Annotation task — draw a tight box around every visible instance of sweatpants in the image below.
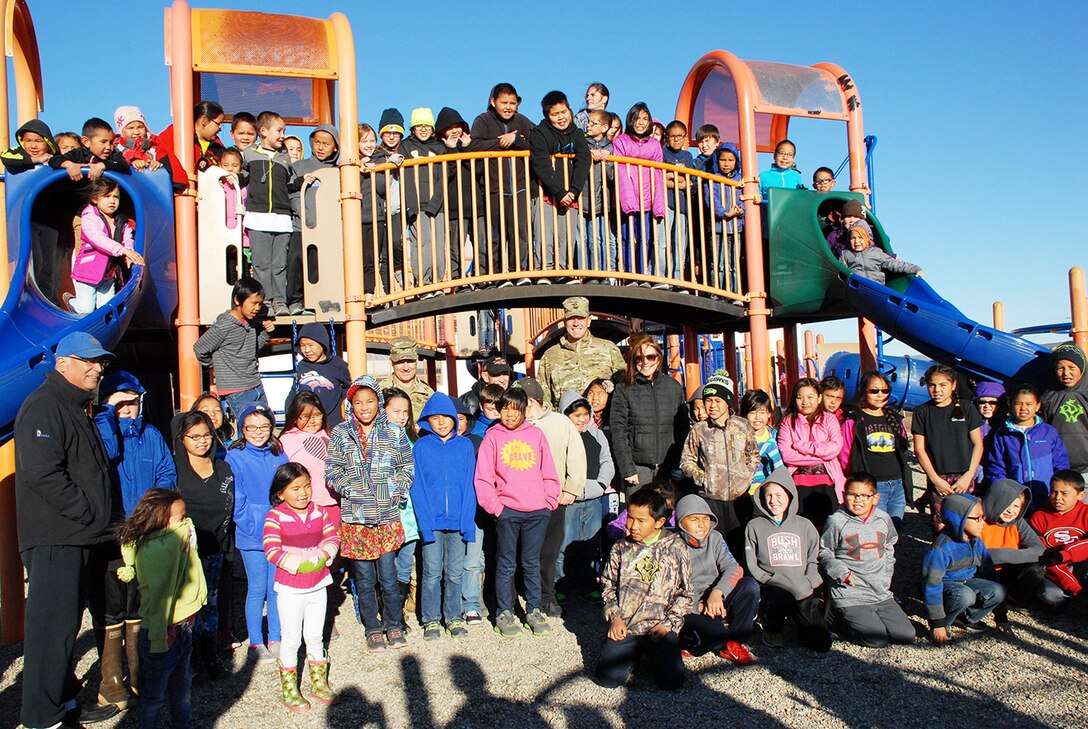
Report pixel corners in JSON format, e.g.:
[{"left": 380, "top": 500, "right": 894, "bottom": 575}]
[
  {"left": 247, "top": 228, "right": 290, "bottom": 304},
  {"left": 539, "top": 504, "right": 568, "bottom": 609},
  {"left": 760, "top": 584, "right": 833, "bottom": 652},
  {"left": 20, "top": 545, "right": 89, "bottom": 729},
  {"left": 680, "top": 575, "right": 760, "bottom": 654},
  {"left": 276, "top": 587, "right": 326, "bottom": 669},
  {"left": 286, "top": 229, "right": 304, "bottom": 306},
  {"left": 596, "top": 631, "right": 684, "bottom": 690},
  {"left": 835, "top": 598, "right": 916, "bottom": 647},
  {"left": 495, "top": 508, "right": 550, "bottom": 614}
]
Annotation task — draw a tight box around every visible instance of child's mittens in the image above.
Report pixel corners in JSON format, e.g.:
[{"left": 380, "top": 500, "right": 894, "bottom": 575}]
[{"left": 117, "top": 542, "right": 137, "bottom": 583}]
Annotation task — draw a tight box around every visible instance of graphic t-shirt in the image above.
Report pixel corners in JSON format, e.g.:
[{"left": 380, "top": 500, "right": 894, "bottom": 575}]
[
  {"left": 911, "top": 401, "right": 984, "bottom": 474},
  {"left": 857, "top": 411, "right": 901, "bottom": 480}
]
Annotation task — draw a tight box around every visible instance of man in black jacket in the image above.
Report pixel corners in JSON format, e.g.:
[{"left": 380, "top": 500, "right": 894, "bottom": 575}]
[{"left": 16, "top": 332, "right": 119, "bottom": 728}]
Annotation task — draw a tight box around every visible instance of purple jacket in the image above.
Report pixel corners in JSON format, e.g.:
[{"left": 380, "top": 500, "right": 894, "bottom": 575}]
[{"left": 72, "top": 204, "right": 133, "bottom": 285}]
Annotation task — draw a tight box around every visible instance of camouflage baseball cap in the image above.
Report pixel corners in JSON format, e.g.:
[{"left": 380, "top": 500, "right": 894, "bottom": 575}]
[
  {"left": 389, "top": 336, "right": 418, "bottom": 362},
  {"left": 563, "top": 296, "right": 590, "bottom": 319}
]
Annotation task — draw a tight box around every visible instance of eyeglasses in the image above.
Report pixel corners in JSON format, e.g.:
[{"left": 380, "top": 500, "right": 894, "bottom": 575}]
[
  {"left": 298, "top": 411, "right": 324, "bottom": 421},
  {"left": 966, "top": 515, "right": 985, "bottom": 522},
  {"left": 185, "top": 433, "right": 215, "bottom": 441},
  {"left": 68, "top": 355, "right": 110, "bottom": 369},
  {"left": 635, "top": 354, "right": 661, "bottom": 363},
  {"left": 244, "top": 425, "right": 272, "bottom": 433},
  {"left": 844, "top": 493, "right": 875, "bottom": 501},
  {"left": 667, "top": 134, "right": 688, "bottom": 140},
  {"left": 814, "top": 178, "right": 834, "bottom": 185},
  {"left": 775, "top": 151, "right": 795, "bottom": 158},
  {"left": 866, "top": 388, "right": 891, "bottom": 394}
]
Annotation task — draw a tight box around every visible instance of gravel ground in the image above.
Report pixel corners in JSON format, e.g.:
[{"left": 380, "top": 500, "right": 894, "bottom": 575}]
[{"left": 3, "top": 470, "right": 1087, "bottom": 729}]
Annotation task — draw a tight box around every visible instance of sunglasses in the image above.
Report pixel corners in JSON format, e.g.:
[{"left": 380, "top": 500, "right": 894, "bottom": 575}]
[
  {"left": 635, "top": 354, "right": 661, "bottom": 363},
  {"left": 866, "top": 388, "right": 891, "bottom": 394}
]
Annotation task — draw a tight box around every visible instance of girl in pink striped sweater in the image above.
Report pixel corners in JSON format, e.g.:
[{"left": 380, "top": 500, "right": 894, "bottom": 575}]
[{"left": 263, "top": 463, "right": 339, "bottom": 712}]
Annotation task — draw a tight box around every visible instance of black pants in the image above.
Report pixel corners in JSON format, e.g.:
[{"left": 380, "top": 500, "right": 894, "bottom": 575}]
[
  {"left": 478, "top": 194, "right": 530, "bottom": 275},
  {"left": 21, "top": 545, "right": 90, "bottom": 728},
  {"left": 87, "top": 541, "right": 140, "bottom": 628},
  {"left": 680, "top": 575, "right": 760, "bottom": 654},
  {"left": 539, "top": 504, "right": 567, "bottom": 609},
  {"left": 596, "top": 631, "right": 684, "bottom": 690},
  {"left": 362, "top": 220, "right": 387, "bottom": 295},
  {"left": 286, "top": 229, "right": 304, "bottom": 306},
  {"left": 760, "top": 584, "right": 833, "bottom": 652},
  {"left": 796, "top": 484, "right": 837, "bottom": 531},
  {"left": 996, "top": 562, "right": 1047, "bottom": 621}
]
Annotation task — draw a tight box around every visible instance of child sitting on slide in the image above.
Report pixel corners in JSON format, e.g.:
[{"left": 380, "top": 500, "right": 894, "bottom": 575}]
[{"left": 839, "top": 221, "right": 922, "bottom": 286}]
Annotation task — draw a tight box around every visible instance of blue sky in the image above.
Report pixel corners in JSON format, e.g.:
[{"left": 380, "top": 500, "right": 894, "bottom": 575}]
[{"left": 18, "top": 0, "right": 1088, "bottom": 352}]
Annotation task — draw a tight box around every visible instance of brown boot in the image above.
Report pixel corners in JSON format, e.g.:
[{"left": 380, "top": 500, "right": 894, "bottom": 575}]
[
  {"left": 125, "top": 620, "right": 142, "bottom": 696},
  {"left": 98, "top": 624, "right": 133, "bottom": 710}
]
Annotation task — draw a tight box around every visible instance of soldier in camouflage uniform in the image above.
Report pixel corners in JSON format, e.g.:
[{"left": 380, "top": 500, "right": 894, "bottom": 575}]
[
  {"left": 537, "top": 297, "right": 626, "bottom": 408},
  {"left": 379, "top": 336, "right": 435, "bottom": 417}
]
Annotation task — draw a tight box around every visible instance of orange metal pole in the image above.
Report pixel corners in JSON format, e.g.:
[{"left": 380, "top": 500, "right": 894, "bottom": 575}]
[
  {"left": 523, "top": 309, "right": 535, "bottom": 377},
  {"left": 682, "top": 326, "right": 700, "bottom": 397},
  {"left": 858, "top": 318, "right": 878, "bottom": 373},
  {"left": 1070, "top": 268, "right": 1088, "bottom": 353},
  {"left": 814, "top": 62, "right": 869, "bottom": 201},
  {"left": 992, "top": 302, "right": 1004, "bottom": 331},
  {"left": 0, "top": 15, "right": 9, "bottom": 306},
  {"left": 169, "top": 0, "right": 201, "bottom": 410},
  {"left": 331, "top": 12, "right": 365, "bottom": 376},
  {"left": 803, "top": 329, "right": 817, "bottom": 378},
  {"left": 668, "top": 334, "right": 682, "bottom": 384},
  {"left": 816, "top": 334, "right": 825, "bottom": 345}
]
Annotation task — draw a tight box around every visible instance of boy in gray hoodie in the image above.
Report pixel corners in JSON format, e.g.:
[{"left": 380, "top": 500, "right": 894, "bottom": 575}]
[
  {"left": 819, "top": 472, "right": 916, "bottom": 647},
  {"left": 676, "top": 494, "right": 759, "bottom": 665},
  {"left": 745, "top": 467, "right": 833, "bottom": 652},
  {"left": 980, "top": 479, "right": 1045, "bottom": 626}
]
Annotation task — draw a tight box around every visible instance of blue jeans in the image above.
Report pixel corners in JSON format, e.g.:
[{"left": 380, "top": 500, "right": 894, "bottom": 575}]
[
  {"left": 194, "top": 553, "right": 223, "bottom": 638},
  {"left": 876, "top": 479, "right": 907, "bottom": 521},
  {"left": 221, "top": 386, "right": 268, "bottom": 421},
  {"left": 558, "top": 497, "right": 602, "bottom": 585},
  {"left": 461, "top": 522, "right": 485, "bottom": 616},
  {"left": 665, "top": 207, "right": 688, "bottom": 279},
  {"left": 239, "top": 548, "right": 280, "bottom": 646},
  {"left": 621, "top": 212, "right": 654, "bottom": 275},
  {"left": 581, "top": 216, "right": 609, "bottom": 271},
  {"left": 349, "top": 552, "right": 403, "bottom": 636},
  {"left": 495, "top": 508, "right": 550, "bottom": 613},
  {"left": 942, "top": 578, "right": 1006, "bottom": 626},
  {"left": 395, "top": 540, "right": 417, "bottom": 584},
  {"left": 138, "top": 622, "right": 192, "bottom": 729},
  {"left": 422, "top": 531, "right": 467, "bottom": 624}
]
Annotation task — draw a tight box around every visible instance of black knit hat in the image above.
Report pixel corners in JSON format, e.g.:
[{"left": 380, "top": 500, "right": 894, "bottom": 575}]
[
  {"left": 840, "top": 198, "right": 865, "bottom": 218},
  {"left": 701, "top": 369, "right": 734, "bottom": 407},
  {"left": 1052, "top": 342, "right": 1087, "bottom": 373},
  {"left": 378, "top": 108, "right": 404, "bottom": 136}
]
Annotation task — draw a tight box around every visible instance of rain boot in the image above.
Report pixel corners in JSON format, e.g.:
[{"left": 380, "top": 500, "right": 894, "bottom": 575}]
[
  {"left": 199, "top": 635, "right": 227, "bottom": 679},
  {"left": 279, "top": 665, "right": 310, "bottom": 712},
  {"left": 125, "top": 620, "right": 142, "bottom": 696},
  {"left": 98, "top": 624, "right": 133, "bottom": 710},
  {"left": 399, "top": 580, "right": 414, "bottom": 629},
  {"left": 307, "top": 659, "right": 338, "bottom": 705}
]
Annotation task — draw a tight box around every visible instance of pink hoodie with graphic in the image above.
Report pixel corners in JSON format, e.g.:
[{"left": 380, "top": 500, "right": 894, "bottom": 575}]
[{"left": 474, "top": 421, "right": 560, "bottom": 515}]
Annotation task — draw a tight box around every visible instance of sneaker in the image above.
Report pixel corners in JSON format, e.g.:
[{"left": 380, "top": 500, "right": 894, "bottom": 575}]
[
  {"left": 543, "top": 601, "right": 563, "bottom": 619},
  {"left": 606, "top": 278, "right": 618, "bottom": 286},
  {"left": 62, "top": 291, "right": 76, "bottom": 312},
  {"left": 365, "top": 632, "right": 386, "bottom": 653},
  {"left": 421, "top": 292, "right": 437, "bottom": 300},
  {"left": 287, "top": 302, "right": 306, "bottom": 315},
  {"left": 525, "top": 608, "right": 551, "bottom": 636},
  {"left": 555, "top": 591, "right": 568, "bottom": 605},
  {"left": 762, "top": 630, "right": 786, "bottom": 647},
  {"left": 423, "top": 622, "right": 442, "bottom": 641},
  {"left": 681, "top": 649, "right": 697, "bottom": 660},
  {"left": 995, "top": 621, "right": 1017, "bottom": 638},
  {"left": 516, "top": 277, "right": 532, "bottom": 286},
  {"left": 651, "top": 282, "right": 670, "bottom": 290},
  {"left": 273, "top": 301, "right": 289, "bottom": 316},
  {"left": 447, "top": 620, "right": 469, "bottom": 639},
  {"left": 585, "top": 589, "right": 603, "bottom": 605},
  {"left": 565, "top": 277, "right": 581, "bottom": 285},
  {"left": 537, "top": 277, "right": 553, "bottom": 285},
  {"left": 386, "top": 628, "right": 408, "bottom": 649},
  {"left": 953, "top": 616, "right": 988, "bottom": 633},
  {"left": 720, "top": 640, "right": 757, "bottom": 667},
  {"left": 498, "top": 280, "right": 515, "bottom": 289},
  {"left": 494, "top": 610, "right": 524, "bottom": 638},
  {"left": 464, "top": 611, "right": 483, "bottom": 625},
  {"left": 248, "top": 644, "right": 277, "bottom": 664}
]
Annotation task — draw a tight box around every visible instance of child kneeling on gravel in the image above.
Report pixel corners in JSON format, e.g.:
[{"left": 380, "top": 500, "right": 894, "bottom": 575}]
[{"left": 596, "top": 487, "right": 693, "bottom": 690}]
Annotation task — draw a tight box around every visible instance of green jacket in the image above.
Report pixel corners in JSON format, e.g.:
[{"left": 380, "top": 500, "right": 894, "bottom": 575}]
[
  {"left": 119, "top": 518, "right": 207, "bottom": 652},
  {"left": 537, "top": 334, "right": 625, "bottom": 407}
]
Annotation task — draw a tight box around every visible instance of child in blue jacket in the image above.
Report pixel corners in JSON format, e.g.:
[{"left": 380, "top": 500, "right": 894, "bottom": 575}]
[
  {"left": 921, "top": 494, "right": 1007, "bottom": 645},
  {"left": 412, "top": 393, "right": 477, "bottom": 640},
  {"left": 984, "top": 383, "right": 1069, "bottom": 509}
]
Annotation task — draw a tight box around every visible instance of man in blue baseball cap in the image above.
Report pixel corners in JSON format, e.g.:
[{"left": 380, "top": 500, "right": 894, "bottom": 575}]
[{"left": 15, "top": 332, "right": 121, "bottom": 727}]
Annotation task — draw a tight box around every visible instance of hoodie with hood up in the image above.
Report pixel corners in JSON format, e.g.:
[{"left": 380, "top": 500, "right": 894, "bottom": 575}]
[
  {"left": 287, "top": 322, "right": 351, "bottom": 427},
  {"left": 325, "top": 376, "right": 414, "bottom": 527},
  {"left": 745, "top": 467, "right": 822, "bottom": 599},
  {"left": 921, "top": 494, "right": 996, "bottom": 626},
  {"left": 1042, "top": 344, "right": 1088, "bottom": 471},
  {"left": 676, "top": 494, "right": 743, "bottom": 612},
  {"left": 411, "top": 393, "right": 477, "bottom": 542},
  {"left": 980, "top": 479, "right": 1044, "bottom": 567},
  {"left": 432, "top": 107, "right": 482, "bottom": 221},
  {"left": 226, "top": 403, "right": 289, "bottom": 551},
  {"left": 1, "top": 119, "right": 57, "bottom": 173},
  {"left": 819, "top": 502, "right": 899, "bottom": 607},
  {"left": 95, "top": 371, "right": 176, "bottom": 518},
  {"left": 292, "top": 124, "right": 340, "bottom": 229},
  {"left": 985, "top": 416, "right": 1069, "bottom": 508},
  {"left": 707, "top": 142, "right": 744, "bottom": 233},
  {"left": 558, "top": 390, "right": 613, "bottom": 501}
]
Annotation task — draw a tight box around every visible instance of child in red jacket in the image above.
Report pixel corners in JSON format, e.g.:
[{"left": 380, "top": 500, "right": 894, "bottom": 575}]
[{"left": 1029, "top": 469, "right": 1088, "bottom": 608}]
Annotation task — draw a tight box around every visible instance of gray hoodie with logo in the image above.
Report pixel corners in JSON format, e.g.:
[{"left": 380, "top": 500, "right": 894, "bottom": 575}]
[
  {"left": 744, "top": 467, "right": 822, "bottom": 600},
  {"left": 819, "top": 504, "right": 899, "bottom": 607}
]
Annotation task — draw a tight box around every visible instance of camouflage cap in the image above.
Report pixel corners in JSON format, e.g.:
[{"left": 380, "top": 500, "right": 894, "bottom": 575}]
[
  {"left": 389, "top": 336, "right": 419, "bottom": 362},
  {"left": 563, "top": 296, "right": 590, "bottom": 319}
]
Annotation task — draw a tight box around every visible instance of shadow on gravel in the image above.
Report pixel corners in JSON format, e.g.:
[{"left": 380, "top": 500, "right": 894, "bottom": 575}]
[
  {"left": 445, "top": 655, "right": 551, "bottom": 728},
  {"left": 326, "top": 684, "right": 387, "bottom": 728}
]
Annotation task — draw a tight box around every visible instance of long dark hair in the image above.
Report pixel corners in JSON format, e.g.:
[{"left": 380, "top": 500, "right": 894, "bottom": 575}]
[
  {"left": 784, "top": 377, "right": 823, "bottom": 426},
  {"left": 270, "top": 462, "right": 310, "bottom": 506},
  {"left": 283, "top": 391, "right": 328, "bottom": 435},
  {"left": 383, "top": 388, "right": 418, "bottom": 442},
  {"left": 858, "top": 370, "right": 890, "bottom": 412},
  {"left": 173, "top": 410, "right": 217, "bottom": 457},
  {"left": 924, "top": 364, "right": 966, "bottom": 421},
  {"left": 624, "top": 102, "right": 652, "bottom": 139},
  {"left": 116, "top": 488, "right": 183, "bottom": 546},
  {"left": 190, "top": 392, "right": 233, "bottom": 443}
]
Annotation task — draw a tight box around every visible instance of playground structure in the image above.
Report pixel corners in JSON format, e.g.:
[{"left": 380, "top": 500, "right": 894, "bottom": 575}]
[{"left": 1, "top": 0, "right": 1087, "bottom": 644}]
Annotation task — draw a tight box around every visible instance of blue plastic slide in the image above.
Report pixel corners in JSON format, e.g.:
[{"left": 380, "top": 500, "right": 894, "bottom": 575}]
[{"left": 0, "top": 168, "right": 176, "bottom": 437}]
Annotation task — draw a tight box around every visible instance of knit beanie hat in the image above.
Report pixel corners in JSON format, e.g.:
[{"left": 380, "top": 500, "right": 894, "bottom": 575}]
[
  {"left": 848, "top": 220, "right": 873, "bottom": 245},
  {"left": 114, "top": 105, "right": 147, "bottom": 134},
  {"left": 1051, "top": 342, "right": 1087, "bottom": 374},
  {"left": 378, "top": 108, "right": 405, "bottom": 136},
  {"left": 701, "top": 369, "right": 734, "bottom": 406},
  {"left": 840, "top": 198, "right": 865, "bottom": 219},
  {"left": 410, "top": 108, "right": 435, "bottom": 129}
]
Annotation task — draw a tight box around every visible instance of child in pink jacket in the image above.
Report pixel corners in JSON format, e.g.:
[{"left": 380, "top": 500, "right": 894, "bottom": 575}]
[
  {"left": 70, "top": 178, "right": 143, "bottom": 314},
  {"left": 611, "top": 103, "right": 666, "bottom": 279},
  {"left": 776, "top": 378, "right": 845, "bottom": 530}
]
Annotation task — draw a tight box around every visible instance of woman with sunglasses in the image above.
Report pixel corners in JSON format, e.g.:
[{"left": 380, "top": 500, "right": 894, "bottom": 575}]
[
  {"left": 839, "top": 371, "right": 914, "bottom": 529},
  {"left": 609, "top": 336, "right": 686, "bottom": 496},
  {"left": 174, "top": 410, "right": 236, "bottom": 679}
]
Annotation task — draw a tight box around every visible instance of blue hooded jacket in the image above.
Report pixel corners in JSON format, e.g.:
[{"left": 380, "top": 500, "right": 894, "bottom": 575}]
[
  {"left": 95, "top": 370, "right": 176, "bottom": 517},
  {"left": 288, "top": 322, "right": 352, "bottom": 427},
  {"left": 707, "top": 143, "right": 744, "bottom": 234},
  {"left": 411, "top": 393, "right": 477, "bottom": 543},
  {"left": 984, "top": 416, "right": 1070, "bottom": 509},
  {"left": 226, "top": 403, "right": 289, "bottom": 550},
  {"left": 920, "top": 494, "right": 995, "bottom": 625}
]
